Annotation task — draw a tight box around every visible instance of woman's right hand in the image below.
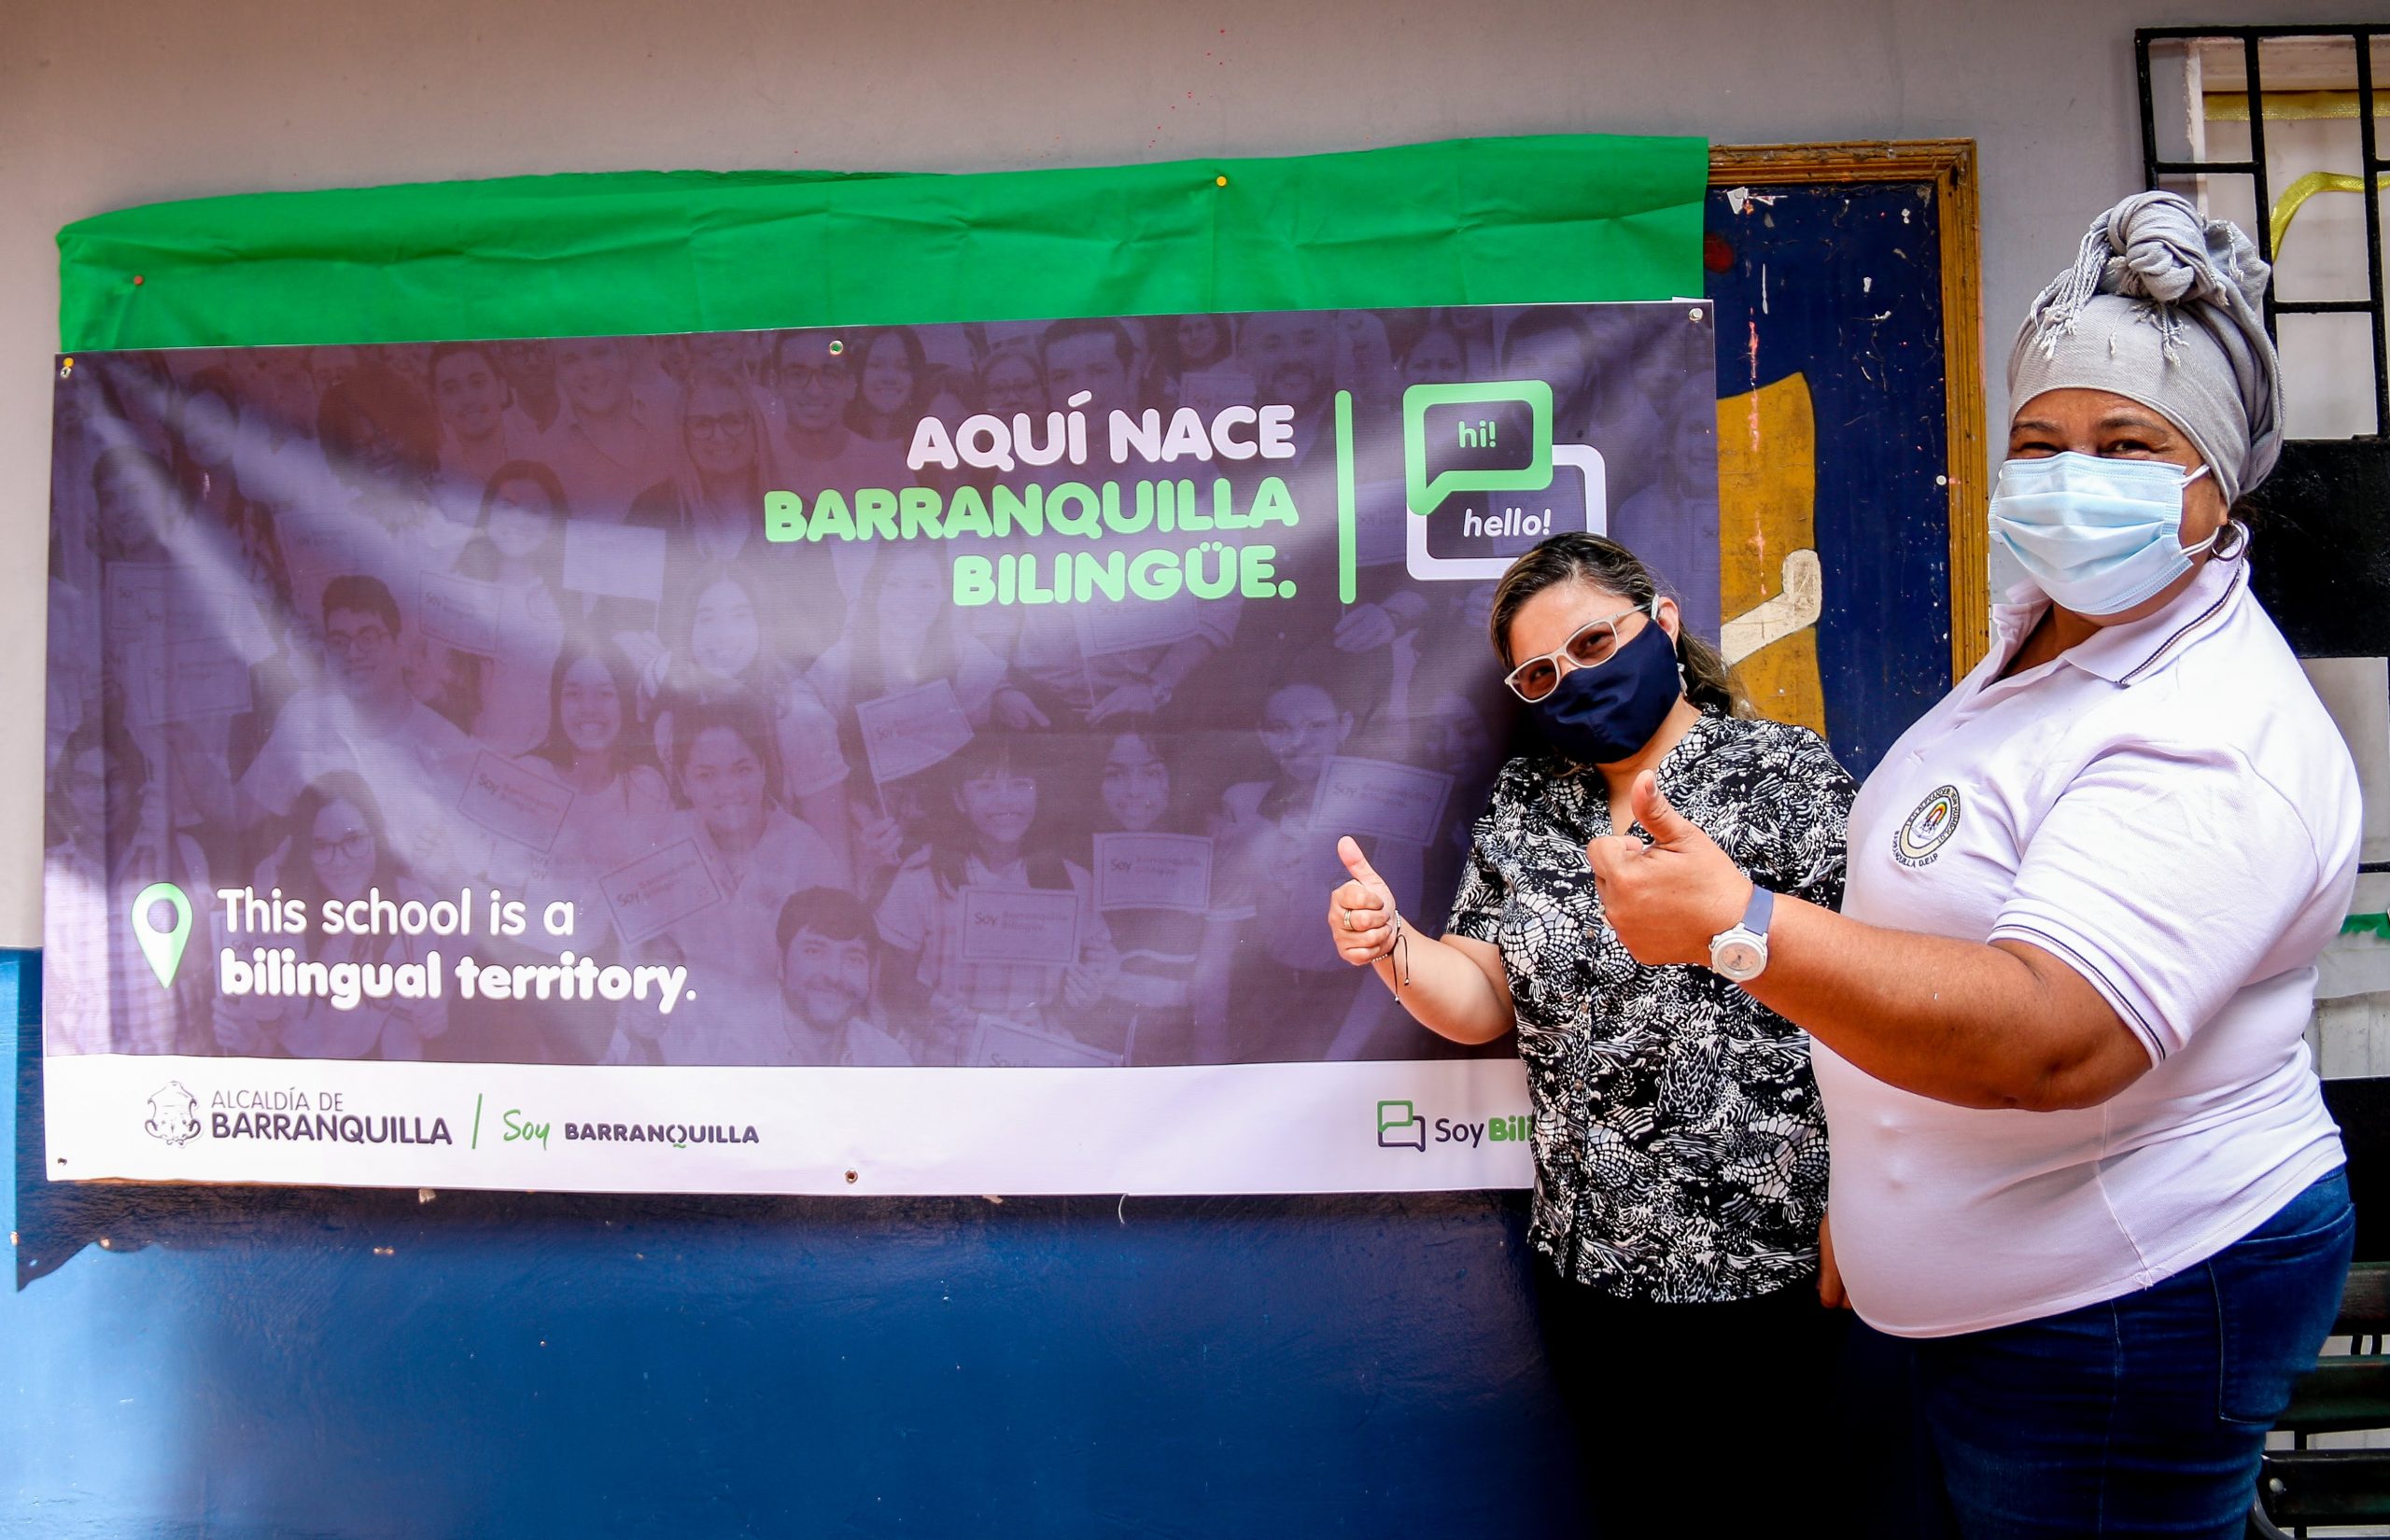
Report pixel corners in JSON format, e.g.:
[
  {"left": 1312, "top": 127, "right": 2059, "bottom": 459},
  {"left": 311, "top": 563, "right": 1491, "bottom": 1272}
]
[{"left": 1329, "top": 835, "right": 1400, "bottom": 966}]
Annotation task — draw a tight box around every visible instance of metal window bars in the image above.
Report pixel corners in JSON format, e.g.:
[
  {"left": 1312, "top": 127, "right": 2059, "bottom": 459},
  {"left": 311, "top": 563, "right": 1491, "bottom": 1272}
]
[{"left": 2137, "top": 25, "right": 2389, "bottom": 437}]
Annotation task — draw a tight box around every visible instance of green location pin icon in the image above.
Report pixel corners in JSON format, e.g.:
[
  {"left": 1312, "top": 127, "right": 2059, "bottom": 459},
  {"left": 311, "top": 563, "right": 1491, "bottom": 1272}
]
[{"left": 132, "top": 882, "right": 192, "bottom": 989}]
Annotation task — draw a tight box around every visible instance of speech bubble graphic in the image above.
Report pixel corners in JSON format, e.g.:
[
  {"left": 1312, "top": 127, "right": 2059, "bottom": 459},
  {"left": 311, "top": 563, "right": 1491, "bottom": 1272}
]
[
  {"left": 1376, "top": 1099, "right": 1427, "bottom": 1151},
  {"left": 131, "top": 881, "right": 192, "bottom": 989},
  {"left": 1401, "top": 379, "right": 1554, "bottom": 517}
]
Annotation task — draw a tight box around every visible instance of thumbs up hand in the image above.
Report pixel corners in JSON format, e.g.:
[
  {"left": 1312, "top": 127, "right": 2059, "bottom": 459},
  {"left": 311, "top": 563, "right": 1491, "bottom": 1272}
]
[
  {"left": 1329, "top": 835, "right": 1401, "bottom": 965},
  {"left": 1585, "top": 771, "right": 1752, "bottom": 967}
]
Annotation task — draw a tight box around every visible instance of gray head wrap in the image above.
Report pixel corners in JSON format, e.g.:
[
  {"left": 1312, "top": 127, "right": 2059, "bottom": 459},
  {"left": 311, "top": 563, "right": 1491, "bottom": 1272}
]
[{"left": 2007, "top": 190, "right": 2283, "bottom": 505}]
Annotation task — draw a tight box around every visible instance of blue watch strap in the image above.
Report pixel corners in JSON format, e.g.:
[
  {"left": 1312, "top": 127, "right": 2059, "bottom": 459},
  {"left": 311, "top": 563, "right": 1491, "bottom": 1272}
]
[{"left": 1740, "top": 885, "right": 1775, "bottom": 937}]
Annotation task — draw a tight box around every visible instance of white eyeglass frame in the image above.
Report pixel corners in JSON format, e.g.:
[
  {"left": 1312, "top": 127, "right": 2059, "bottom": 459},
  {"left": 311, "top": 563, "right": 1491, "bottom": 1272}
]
[{"left": 1500, "top": 597, "right": 1660, "bottom": 703}]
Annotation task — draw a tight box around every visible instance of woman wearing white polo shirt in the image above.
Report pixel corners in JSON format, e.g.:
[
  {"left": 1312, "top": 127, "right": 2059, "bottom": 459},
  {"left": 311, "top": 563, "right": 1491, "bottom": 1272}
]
[{"left": 1592, "top": 190, "right": 2358, "bottom": 1535}]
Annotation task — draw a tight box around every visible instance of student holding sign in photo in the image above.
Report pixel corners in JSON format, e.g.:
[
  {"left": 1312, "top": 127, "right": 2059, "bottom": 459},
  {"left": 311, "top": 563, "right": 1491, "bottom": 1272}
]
[
  {"left": 1215, "top": 668, "right": 1425, "bottom": 1063},
  {"left": 1325, "top": 533, "right": 1854, "bottom": 1534},
  {"left": 622, "top": 696, "right": 848, "bottom": 1067},
  {"left": 808, "top": 545, "right": 1006, "bottom": 732},
  {"left": 1077, "top": 721, "right": 1222, "bottom": 1066},
  {"left": 875, "top": 734, "right": 1118, "bottom": 1066},
  {"left": 648, "top": 561, "right": 856, "bottom": 887},
  {"left": 440, "top": 460, "right": 575, "bottom": 754},
  {"left": 523, "top": 637, "right": 675, "bottom": 886}
]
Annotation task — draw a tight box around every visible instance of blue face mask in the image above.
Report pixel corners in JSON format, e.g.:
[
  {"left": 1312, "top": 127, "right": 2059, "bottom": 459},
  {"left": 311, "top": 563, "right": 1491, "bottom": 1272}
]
[
  {"left": 1989, "top": 451, "right": 2216, "bottom": 616},
  {"left": 1529, "top": 607, "right": 1683, "bottom": 765}
]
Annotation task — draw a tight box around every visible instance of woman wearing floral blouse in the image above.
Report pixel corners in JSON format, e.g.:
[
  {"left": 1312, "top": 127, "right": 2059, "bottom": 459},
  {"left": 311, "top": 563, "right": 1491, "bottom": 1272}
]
[{"left": 1327, "top": 532, "right": 1854, "bottom": 1532}]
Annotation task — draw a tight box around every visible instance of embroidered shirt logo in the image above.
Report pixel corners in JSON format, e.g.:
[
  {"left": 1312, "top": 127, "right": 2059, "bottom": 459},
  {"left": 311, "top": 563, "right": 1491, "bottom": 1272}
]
[{"left": 1894, "top": 785, "right": 1962, "bottom": 868}]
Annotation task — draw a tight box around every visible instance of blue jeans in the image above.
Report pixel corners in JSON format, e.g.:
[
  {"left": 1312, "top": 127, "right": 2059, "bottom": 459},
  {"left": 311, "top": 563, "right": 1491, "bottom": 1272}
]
[{"left": 1871, "top": 1167, "right": 2355, "bottom": 1539}]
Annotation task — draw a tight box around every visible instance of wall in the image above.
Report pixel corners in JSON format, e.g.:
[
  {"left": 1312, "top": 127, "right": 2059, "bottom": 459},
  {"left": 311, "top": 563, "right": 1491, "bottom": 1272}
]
[{"left": 0, "top": 4, "right": 2355, "bottom": 1534}]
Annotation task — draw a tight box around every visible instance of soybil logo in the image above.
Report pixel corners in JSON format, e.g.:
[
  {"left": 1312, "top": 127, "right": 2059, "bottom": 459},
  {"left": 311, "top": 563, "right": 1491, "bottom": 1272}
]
[
  {"left": 1377, "top": 1099, "right": 1427, "bottom": 1151},
  {"left": 1377, "top": 1099, "right": 1531, "bottom": 1153},
  {"left": 1399, "top": 380, "right": 1608, "bottom": 581}
]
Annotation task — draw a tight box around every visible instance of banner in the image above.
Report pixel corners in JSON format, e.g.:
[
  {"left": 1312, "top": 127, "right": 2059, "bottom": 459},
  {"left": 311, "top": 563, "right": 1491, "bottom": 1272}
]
[{"left": 43, "top": 300, "right": 1718, "bottom": 1192}]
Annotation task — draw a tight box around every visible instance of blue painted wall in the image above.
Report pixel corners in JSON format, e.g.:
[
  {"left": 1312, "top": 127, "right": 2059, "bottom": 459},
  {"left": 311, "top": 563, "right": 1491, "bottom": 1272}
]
[{"left": 4, "top": 948, "right": 1582, "bottom": 1538}]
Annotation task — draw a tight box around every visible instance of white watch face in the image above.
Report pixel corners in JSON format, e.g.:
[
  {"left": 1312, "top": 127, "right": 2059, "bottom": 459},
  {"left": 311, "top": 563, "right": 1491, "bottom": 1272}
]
[{"left": 1712, "top": 935, "right": 1766, "bottom": 982}]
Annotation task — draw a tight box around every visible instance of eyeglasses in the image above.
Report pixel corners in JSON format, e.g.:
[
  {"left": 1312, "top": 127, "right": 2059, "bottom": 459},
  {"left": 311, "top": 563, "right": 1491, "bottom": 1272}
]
[
  {"left": 1502, "top": 601, "right": 1654, "bottom": 703},
  {"left": 313, "top": 831, "right": 372, "bottom": 863},
  {"left": 686, "top": 413, "right": 752, "bottom": 440},
  {"left": 325, "top": 624, "right": 393, "bottom": 659},
  {"left": 1259, "top": 714, "right": 1341, "bottom": 745}
]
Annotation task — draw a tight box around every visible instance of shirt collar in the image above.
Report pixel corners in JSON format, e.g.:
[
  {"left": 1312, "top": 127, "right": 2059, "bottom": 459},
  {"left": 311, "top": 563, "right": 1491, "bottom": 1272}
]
[{"left": 1987, "top": 554, "right": 2248, "bottom": 687}]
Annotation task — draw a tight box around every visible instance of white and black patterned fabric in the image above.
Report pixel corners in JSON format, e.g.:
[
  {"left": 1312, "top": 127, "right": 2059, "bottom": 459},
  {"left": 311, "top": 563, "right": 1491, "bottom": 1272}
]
[{"left": 1446, "top": 710, "right": 1855, "bottom": 1302}]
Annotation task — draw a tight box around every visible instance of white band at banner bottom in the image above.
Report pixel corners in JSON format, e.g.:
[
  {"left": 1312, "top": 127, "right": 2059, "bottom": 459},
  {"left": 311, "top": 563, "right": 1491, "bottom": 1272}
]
[{"left": 45, "top": 1054, "right": 1537, "bottom": 1197}]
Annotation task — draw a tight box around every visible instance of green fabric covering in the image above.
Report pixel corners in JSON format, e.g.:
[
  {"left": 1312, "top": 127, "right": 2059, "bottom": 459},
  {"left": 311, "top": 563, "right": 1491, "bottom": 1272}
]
[{"left": 55, "top": 134, "right": 1706, "bottom": 351}]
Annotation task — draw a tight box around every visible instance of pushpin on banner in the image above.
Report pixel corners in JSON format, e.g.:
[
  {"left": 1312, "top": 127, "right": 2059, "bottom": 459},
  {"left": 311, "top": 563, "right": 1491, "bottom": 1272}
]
[{"left": 131, "top": 882, "right": 191, "bottom": 989}]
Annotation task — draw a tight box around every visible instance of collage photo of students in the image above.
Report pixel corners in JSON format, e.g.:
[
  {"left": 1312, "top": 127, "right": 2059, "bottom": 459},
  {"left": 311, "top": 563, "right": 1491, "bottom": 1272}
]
[{"left": 43, "top": 305, "right": 1720, "bottom": 1069}]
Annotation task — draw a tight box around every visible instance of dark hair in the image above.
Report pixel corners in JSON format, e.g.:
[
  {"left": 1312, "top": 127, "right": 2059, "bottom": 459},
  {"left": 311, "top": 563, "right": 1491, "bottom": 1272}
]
[
  {"left": 456, "top": 459, "right": 569, "bottom": 587},
  {"left": 845, "top": 545, "right": 956, "bottom": 707},
  {"left": 90, "top": 444, "right": 175, "bottom": 559},
  {"left": 770, "top": 329, "right": 852, "bottom": 385},
  {"left": 166, "top": 367, "right": 241, "bottom": 483},
  {"left": 321, "top": 573, "right": 401, "bottom": 637},
  {"left": 931, "top": 733, "right": 1070, "bottom": 892},
  {"left": 666, "top": 692, "right": 782, "bottom": 806},
  {"left": 777, "top": 886, "right": 876, "bottom": 954},
  {"left": 91, "top": 442, "right": 169, "bottom": 502},
  {"left": 920, "top": 364, "right": 979, "bottom": 415},
  {"left": 281, "top": 771, "right": 404, "bottom": 921},
  {"left": 1399, "top": 321, "right": 1468, "bottom": 372},
  {"left": 1092, "top": 717, "right": 1189, "bottom": 835},
  {"left": 1500, "top": 306, "right": 1595, "bottom": 356},
  {"left": 1487, "top": 533, "right": 1745, "bottom": 718},
  {"left": 164, "top": 369, "right": 297, "bottom": 626},
  {"left": 317, "top": 364, "right": 439, "bottom": 485},
  {"left": 1261, "top": 661, "right": 1358, "bottom": 721},
  {"left": 1041, "top": 317, "right": 1136, "bottom": 374},
  {"left": 977, "top": 346, "right": 1045, "bottom": 399},
  {"left": 1251, "top": 665, "right": 1359, "bottom": 819},
  {"left": 847, "top": 326, "right": 930, "bottom": 435},
  {"left": 531, "top": 635, "right": 650, "bottom": 774},
  {"left": 663, "top": 559, "right": 792, "bottom": 691},
  {"left": 427, "top": 342, "right": 505, "bottom": 396},
  {"left": 1164, "top": 314, "right": 1232, "bottom": 374},
  {"left": 492, "top": 337, "right": 555, "bottom": 384}
]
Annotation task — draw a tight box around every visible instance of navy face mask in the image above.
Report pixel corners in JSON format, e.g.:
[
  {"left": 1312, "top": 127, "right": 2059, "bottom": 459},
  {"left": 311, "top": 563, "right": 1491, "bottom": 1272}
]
[{"left": 1528, "top": 612, "right": 1682, "bottom": 765}]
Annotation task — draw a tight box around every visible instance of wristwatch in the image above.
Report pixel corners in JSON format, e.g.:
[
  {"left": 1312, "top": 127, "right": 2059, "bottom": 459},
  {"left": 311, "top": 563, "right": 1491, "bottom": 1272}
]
[{"left": 1708, "top": 886, "right": 1775, "bottom": 983}]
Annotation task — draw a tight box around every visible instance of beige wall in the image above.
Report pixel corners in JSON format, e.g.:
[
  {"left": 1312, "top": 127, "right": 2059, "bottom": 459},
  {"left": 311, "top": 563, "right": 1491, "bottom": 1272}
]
[{"left": 0, "top": 0, "right": 2347, "bottom": 945}]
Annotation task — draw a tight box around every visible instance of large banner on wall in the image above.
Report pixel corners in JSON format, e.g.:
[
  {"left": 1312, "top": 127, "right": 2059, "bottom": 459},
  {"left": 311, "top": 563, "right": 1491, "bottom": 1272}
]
[{"left": 43, "top": 301, "right": 1718, "bottom": 1193}]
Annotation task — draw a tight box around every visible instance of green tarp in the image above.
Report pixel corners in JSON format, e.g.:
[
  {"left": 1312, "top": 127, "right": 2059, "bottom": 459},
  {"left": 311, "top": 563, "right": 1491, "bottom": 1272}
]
[{"left": 55, "top": 134, "right": 1707, "bottom": 351}]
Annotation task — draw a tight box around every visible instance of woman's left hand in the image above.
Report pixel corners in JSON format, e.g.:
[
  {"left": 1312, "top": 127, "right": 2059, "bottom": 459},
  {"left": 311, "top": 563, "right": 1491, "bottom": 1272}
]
[{"left": 1586, "top": 771, "right": 1752, "bottom": 967}]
